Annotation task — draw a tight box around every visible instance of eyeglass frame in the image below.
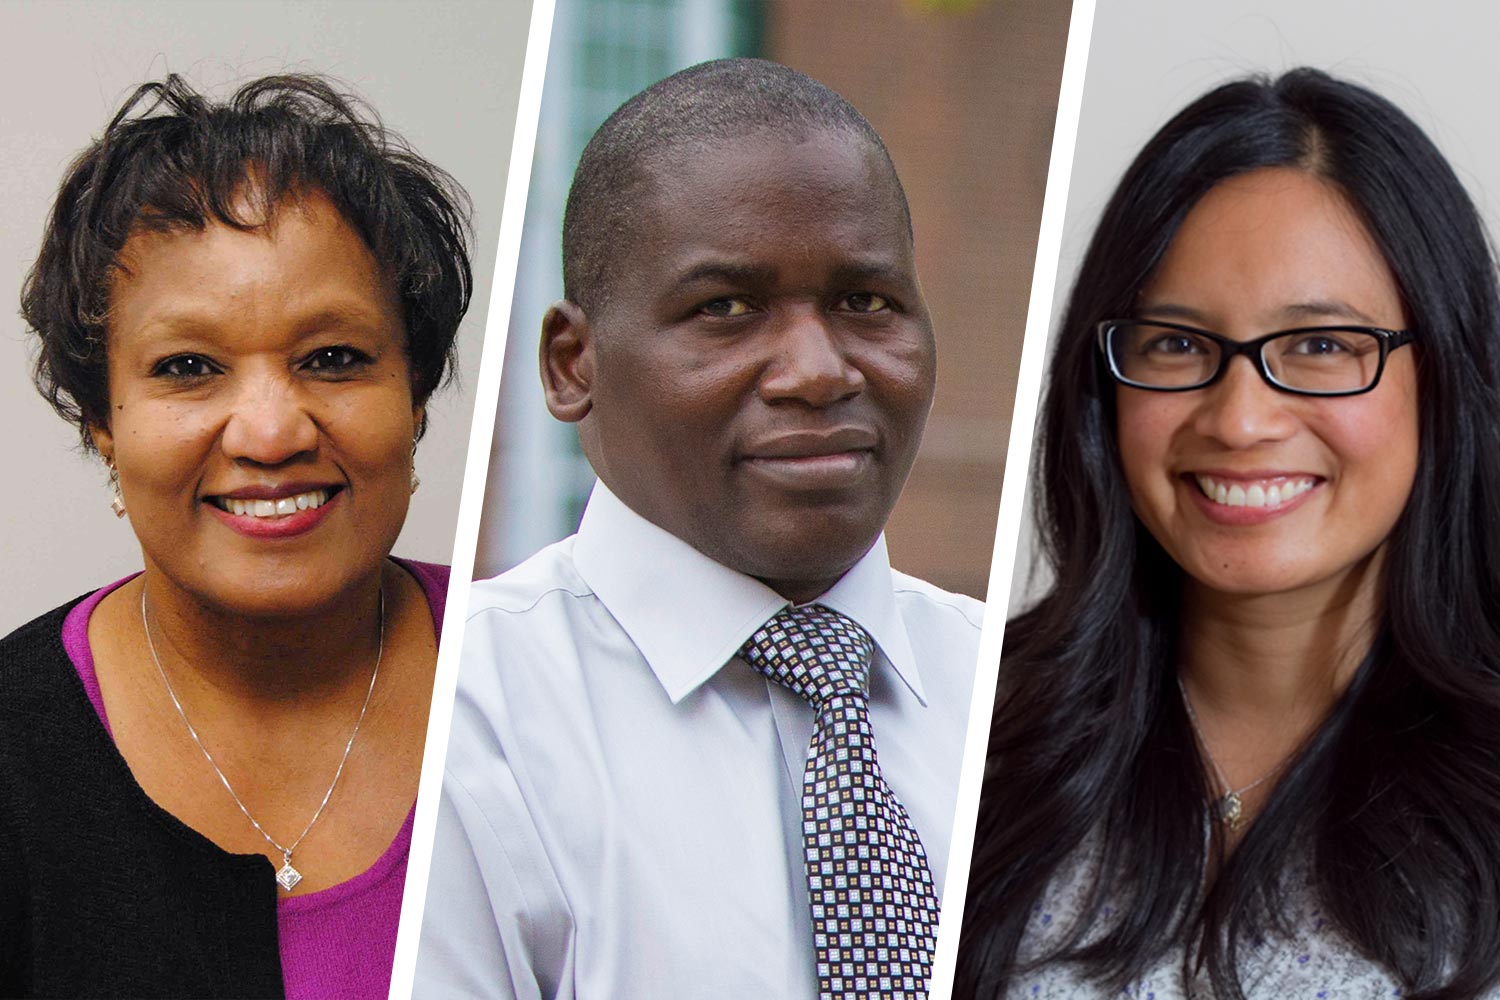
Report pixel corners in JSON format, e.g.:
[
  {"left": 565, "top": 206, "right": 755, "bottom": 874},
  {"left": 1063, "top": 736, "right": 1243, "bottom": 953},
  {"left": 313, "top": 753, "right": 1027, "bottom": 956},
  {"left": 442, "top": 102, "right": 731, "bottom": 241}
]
[{"left": 1095, "top": 318, "right": 1416, "bottom": 397}]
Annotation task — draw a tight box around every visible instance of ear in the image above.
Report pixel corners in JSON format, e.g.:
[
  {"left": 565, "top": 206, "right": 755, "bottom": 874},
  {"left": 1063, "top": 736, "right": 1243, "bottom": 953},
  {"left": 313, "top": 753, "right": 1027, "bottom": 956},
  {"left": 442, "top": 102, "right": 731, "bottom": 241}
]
[
  {"left": 89, "top": 422, "right": 115, "bottom": 463},
  {"left": 411, "top": 403, "right": 426, "bottom": 442},
  {"left": 541, "top": 300, "right": 594, "bottom": 424}
]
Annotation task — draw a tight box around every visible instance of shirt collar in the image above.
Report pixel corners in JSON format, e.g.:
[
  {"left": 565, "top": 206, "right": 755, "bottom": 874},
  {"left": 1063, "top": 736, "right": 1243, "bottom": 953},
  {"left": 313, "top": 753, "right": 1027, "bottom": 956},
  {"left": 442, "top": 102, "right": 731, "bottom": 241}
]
[{"left": 571, "top": 481, "right": 926, "bottom": 706}]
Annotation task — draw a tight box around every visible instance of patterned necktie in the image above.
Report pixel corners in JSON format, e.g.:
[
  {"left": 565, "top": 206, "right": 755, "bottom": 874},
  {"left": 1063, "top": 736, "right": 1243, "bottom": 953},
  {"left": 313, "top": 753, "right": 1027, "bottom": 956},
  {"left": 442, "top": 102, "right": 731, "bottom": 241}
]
[{"left": 741, "top": 604, "right": 939, "bottom": 1000}]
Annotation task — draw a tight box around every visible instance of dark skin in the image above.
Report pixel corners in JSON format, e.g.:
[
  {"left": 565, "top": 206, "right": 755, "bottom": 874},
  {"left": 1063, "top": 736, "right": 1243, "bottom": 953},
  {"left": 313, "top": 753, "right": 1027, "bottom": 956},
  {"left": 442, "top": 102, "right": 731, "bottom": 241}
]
[
  {"left": 84, "top": 193, "right": 435, "bottom": 893},
  {"left": 542, "top": 128, "right": 936, "bottom": 602}
]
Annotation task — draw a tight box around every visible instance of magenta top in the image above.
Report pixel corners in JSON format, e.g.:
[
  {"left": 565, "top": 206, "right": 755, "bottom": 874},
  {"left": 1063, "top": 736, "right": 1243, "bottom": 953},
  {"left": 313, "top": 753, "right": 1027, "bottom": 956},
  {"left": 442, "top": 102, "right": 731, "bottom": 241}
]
[{"left": 59, "top": 559, "right": 449, "bottom": 1000}]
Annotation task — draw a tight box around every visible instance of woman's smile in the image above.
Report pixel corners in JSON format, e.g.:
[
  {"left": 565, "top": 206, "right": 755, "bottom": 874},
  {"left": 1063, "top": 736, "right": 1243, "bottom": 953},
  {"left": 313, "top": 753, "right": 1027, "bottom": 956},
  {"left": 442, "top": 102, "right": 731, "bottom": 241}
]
[
  {"left": 1116, "top": 167, "right": 1420, "bottom": 600},
  {"left": 93, "top": 188, "right": 422, "bottom": 617},
  {"left": 1183, "top": 472, "right": 1323, "bottom": 524},
  {"left": 205, "top": 486, "right": 344, "bottom": 539}
]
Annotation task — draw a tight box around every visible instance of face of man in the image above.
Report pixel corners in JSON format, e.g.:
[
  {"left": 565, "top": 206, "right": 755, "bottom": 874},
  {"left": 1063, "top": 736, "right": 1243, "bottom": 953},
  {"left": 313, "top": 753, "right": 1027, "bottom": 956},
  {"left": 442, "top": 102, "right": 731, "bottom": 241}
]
[{"left": 544, "top": 127, "right": 936, "bottom": 602}]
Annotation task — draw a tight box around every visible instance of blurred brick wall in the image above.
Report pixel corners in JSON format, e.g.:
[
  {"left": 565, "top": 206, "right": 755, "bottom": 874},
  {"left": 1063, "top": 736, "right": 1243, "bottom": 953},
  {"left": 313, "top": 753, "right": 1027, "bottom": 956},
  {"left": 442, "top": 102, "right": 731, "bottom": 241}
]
[{"left": 766, "top": 0, "right": 1070, "bottom": 598}]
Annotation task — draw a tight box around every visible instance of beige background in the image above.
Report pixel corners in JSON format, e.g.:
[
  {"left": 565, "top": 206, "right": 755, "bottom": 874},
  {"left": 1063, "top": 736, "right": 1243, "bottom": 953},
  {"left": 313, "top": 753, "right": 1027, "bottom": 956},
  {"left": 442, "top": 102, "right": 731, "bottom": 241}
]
[{"left": 0, "top": 0, "right": 530, "bottom": 633}]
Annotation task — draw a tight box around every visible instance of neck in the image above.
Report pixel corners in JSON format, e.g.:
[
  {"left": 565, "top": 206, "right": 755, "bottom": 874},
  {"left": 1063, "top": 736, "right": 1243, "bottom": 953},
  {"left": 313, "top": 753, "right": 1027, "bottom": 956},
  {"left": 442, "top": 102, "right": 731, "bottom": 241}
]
[
  {"left": 1178, "top": 548, "right": 1386, "bottom": 725},
  {"left": 138, "top": 561, "right": 387, "bottom": 705}
]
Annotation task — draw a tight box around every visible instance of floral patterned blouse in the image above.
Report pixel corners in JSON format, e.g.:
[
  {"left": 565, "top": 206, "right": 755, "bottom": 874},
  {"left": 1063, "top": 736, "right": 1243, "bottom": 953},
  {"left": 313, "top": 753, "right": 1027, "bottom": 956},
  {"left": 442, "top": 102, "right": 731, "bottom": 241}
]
[{"left": 1005, "top": 834, "right": 1419, "bottom": 999}]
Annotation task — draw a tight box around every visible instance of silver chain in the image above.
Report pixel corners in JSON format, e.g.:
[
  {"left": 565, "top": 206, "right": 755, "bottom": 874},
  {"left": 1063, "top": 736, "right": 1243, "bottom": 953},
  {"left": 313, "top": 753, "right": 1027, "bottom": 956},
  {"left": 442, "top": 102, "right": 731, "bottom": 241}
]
[
  {"left": 1176, "top": 675, "right": 1280, "bottom": 800},
  {"left": 140, "top": 583, "right": 384, "bottom": 875}
]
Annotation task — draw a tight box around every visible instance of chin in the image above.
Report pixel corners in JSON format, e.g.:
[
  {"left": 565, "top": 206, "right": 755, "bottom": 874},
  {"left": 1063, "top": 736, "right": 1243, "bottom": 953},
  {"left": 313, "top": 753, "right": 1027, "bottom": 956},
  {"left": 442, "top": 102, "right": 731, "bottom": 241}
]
[
  {"left": 1179, "top": 556, "right": 1350, "bottom": 600},
  {"left": 728, "top": 527, "right": 879, "bottom": 599},
  {"left": 182, "top": 557, "right": 376, "bottom": 620}
]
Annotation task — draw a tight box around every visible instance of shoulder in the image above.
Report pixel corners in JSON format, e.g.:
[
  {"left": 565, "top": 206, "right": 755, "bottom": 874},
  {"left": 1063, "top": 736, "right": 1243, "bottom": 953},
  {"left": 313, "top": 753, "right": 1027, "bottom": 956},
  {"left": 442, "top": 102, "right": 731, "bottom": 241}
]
[
  {"left": 395, "top": 558, "right": 450, "bottom": 596},
  {"left": 0, "top": 596, "right": 88, "bottom": 698},
  {"left": 465, "top": 536, "right": 595, "bottom": 621},
  {"left": 890, "top": 569, "right": 986, "bottom": 634},
  {"left": 452, "top": 537, "right": 607, "bottom": 697}
]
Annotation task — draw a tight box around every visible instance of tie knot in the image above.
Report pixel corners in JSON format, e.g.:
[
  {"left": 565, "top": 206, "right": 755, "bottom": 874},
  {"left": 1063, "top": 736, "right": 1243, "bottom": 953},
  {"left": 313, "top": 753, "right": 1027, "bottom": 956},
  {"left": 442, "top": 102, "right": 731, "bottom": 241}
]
[{"left": 740, "top": 604, "right": 874, "bottom": 709}]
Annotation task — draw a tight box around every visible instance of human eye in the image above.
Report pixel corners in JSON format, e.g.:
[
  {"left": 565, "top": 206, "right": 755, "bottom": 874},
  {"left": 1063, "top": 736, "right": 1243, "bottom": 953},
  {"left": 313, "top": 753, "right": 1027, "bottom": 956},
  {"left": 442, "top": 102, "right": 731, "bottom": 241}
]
[
  {"left": 1140, "top": 332, "right": 1208, "bottom": 356},
  {"left": 301, "top": 345, "right": 374, "bottom": 373},
  {"left": 698, "top": 297, "right": 754, "bottom": 319},
  {"left": 1284, "top": 331, "right": 1357, "bottom": 355},
  {"left": 151, "top": 354, "right": 221, "bottom": 379},
  {"left": 837, "top": 292, "right": 891, "bottom": 314}
]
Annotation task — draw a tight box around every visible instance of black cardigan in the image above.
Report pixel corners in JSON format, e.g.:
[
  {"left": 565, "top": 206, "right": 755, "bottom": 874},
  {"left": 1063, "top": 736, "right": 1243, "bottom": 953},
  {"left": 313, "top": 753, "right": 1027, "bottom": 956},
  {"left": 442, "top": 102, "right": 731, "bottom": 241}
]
[{"left": 0, "top": 597, "right": 285, "bottom": 999}]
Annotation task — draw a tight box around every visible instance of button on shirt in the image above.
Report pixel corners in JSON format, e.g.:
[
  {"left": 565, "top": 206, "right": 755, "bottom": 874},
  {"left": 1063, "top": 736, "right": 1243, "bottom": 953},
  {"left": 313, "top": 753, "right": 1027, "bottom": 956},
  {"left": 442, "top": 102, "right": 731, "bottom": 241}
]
[{"left": 415, "top": 483, "right": 982, "bottom": 999}]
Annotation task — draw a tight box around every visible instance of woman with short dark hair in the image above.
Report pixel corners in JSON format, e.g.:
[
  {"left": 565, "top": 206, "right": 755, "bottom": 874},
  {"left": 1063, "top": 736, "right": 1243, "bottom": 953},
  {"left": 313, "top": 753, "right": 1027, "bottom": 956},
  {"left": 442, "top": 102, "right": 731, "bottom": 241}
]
[
  {"left": 957, "top": 69, "right": 1500, "bottom": 999},
  {"left": 0, "top": 73, "right": 470, "bottom": 998}
]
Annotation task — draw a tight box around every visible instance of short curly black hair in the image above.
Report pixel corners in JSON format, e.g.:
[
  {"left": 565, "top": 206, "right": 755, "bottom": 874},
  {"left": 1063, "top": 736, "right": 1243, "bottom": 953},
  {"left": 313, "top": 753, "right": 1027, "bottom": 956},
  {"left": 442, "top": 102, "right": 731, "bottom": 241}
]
[{"left": 22, "top": 72, "right": 473, "bottom": 448}]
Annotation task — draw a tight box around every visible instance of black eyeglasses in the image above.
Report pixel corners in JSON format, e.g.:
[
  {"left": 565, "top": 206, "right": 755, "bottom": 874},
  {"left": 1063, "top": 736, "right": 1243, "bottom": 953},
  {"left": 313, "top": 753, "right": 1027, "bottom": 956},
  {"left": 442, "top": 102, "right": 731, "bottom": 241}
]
[{"left": 1097, "top": 319, "right": 1415, "bottom": 397}]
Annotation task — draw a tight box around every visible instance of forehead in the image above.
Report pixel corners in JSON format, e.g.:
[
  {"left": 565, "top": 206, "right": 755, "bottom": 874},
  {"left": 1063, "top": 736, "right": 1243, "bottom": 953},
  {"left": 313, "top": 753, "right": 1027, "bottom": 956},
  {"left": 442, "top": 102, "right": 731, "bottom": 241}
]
[
  {"left": 110, "top": 190, "right": 398, "bottom": 333},
  {"left": 1142, "top": 167, "right": 1402, "bottom": 329},
  {"left": 629, "top": 128, "right": 913, "bottom": 277}
]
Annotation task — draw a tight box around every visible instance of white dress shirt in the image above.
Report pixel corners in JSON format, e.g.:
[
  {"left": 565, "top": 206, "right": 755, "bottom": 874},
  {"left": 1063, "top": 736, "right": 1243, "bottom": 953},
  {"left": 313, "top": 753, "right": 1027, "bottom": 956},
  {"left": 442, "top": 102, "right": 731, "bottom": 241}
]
[{"left": 414, "top": 482, "right": 982, "bottom": 999}]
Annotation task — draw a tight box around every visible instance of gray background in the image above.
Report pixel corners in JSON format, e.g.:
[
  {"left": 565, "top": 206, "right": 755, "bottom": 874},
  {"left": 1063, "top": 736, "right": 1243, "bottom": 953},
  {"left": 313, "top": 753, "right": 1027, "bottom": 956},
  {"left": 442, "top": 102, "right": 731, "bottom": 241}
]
[
  {"left": 1010, "top": 0, "right": 1500, "bottom": 612},
  {"left": 0, "top": 0, "right": 530, "bottom": 632}
]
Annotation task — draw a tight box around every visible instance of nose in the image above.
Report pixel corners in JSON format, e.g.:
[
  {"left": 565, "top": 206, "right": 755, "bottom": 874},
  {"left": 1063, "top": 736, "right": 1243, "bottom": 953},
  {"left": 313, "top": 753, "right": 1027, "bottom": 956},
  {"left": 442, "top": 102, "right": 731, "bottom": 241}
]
[
  {"left": 219, "top": 371, "right": 319, "bottom": 465},
  {"left": 757, "top": 308, "right": 865, "bottom": 407},
  {"left": 1191, "top": 355, "right": 1297, "bottom": 449}
]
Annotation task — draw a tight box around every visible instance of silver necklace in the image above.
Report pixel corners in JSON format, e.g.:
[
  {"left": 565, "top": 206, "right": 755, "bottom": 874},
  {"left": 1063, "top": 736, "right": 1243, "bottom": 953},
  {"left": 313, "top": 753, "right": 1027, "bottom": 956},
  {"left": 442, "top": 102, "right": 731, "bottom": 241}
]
[
  {"left": 1175, "top": 676, "right": 1281, "bottom": 830},
  {"left": 140, "top": 584, "right": 384, "bottom": 891}
]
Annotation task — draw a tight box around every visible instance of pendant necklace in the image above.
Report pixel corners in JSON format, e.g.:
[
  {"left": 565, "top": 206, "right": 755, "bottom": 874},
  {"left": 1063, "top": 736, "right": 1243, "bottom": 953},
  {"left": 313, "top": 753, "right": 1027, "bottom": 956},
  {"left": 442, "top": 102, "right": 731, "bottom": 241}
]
[
  {"left": 1175, "top": 676, "right": 1283, "bottom": 830},
  {"left": 141, "top": 584, "right": 384, "bottom": 891}
]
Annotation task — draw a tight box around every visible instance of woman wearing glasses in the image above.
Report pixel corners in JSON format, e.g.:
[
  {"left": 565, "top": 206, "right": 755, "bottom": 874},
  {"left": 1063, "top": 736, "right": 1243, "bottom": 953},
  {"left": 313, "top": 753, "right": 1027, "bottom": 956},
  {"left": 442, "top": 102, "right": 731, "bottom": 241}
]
[{"left": 957, "top": 69, "right": 1500, "bottom": 998}]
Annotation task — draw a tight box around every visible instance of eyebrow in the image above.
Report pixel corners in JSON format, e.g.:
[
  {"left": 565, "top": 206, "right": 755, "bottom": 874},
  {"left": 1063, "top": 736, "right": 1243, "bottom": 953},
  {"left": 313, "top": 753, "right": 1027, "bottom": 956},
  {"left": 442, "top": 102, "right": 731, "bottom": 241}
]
[
  {"left": 1138, "top": 299, "right": 1383, "bottom": 326},
  {"left": 828, "top": 260, "right": 915, "bottom": 288},
  {"left": 1274, "top": 299, "right": 1382, "bottom": 325},
  {"left": 291, "top": 304, "right": 396, "bottom": 335},
  {"left": 671, "top": 262, "right": 778, "bottom": 291},
  {"left": 670, "top": 258, "right": 914, "bottom": 292},
  {"left": 131, "top": 300, "right": 394, "bottom": 341}
]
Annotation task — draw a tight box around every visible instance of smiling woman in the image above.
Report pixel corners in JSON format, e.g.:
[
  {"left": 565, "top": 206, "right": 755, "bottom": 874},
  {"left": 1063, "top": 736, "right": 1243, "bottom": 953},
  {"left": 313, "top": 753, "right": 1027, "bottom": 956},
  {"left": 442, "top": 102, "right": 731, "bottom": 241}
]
[
  {"left": 957, "top": 69, "right": 1500, "bottom": 1000},
  {"left": 100, "top": 191, "right": 422, "bottom": 619},
  {"left": 0, "top": 74, "right": 470, "bottom": 998}
]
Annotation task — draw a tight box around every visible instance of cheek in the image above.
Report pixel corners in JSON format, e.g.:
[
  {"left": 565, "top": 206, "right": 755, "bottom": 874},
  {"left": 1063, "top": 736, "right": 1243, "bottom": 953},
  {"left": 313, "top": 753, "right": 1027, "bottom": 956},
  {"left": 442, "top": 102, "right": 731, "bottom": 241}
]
[
  {"left": 1114, "top": 393, "right": 1183, "bottom": 509},
  {"left": 330, "top": 389, "right": 419, "bottom": 477},
  {"left": 598, "top": 347, "right": 745, "bottom": 440},
  {"left": 852, "top": 332, "right": 937, "bottom": 434},
  {"left": 1328, "top": 350, "right": 1419, "bottom": 504},
  {"left": 1325, "top": 396, "right": 1420, "bottom": 515},
  {"left": 113, "top": 404, "right": 219, "bottom": 487},
  {"left": 874, "top": 340, "right": 936, "bottom": 404}
]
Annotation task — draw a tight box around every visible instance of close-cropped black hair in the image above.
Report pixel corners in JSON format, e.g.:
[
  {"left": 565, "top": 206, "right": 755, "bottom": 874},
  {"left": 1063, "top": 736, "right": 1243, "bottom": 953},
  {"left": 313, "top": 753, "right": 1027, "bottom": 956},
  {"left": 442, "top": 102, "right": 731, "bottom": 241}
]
[
  {"left": 23, "top": 73, "right": 473, "bottom": 447},
  {"left": 560, "top": 56, "right": 912, "bottom": 315},
  {"left": 958, "top": 69, "right": 1500, "bottom": 999}
]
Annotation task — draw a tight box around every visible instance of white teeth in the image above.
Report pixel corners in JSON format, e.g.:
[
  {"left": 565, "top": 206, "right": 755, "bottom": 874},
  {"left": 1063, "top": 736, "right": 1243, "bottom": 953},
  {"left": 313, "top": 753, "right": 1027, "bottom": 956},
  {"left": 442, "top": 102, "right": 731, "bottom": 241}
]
[
  {"left": 216, "top": 489, "right": 330, "bottom": 519},
  {"left": 1195, "top": 475, "right": 1314, "bottom": 510}
]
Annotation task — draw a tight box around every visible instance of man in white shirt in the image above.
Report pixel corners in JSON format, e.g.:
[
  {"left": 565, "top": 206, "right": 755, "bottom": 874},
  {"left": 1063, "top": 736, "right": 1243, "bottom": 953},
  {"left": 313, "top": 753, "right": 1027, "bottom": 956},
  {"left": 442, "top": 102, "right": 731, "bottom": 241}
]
[{"left": 415, "top": 58, "right": 983, "bottom": 999}]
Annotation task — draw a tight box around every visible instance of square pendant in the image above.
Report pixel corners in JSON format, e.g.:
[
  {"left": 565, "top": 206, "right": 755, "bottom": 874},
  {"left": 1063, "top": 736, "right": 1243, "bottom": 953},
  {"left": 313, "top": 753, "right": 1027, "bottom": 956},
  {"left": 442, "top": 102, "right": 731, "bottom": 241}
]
[{"left": 276, "top": 862, "right": 303, "bottom": 891}]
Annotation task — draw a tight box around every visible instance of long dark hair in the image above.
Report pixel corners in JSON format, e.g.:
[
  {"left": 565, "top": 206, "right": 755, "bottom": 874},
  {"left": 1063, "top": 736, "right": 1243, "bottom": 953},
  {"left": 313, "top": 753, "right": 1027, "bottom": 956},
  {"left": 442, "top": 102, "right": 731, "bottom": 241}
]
[{"left": 957, "top": 69, "right": 1500, "bottom": 999}]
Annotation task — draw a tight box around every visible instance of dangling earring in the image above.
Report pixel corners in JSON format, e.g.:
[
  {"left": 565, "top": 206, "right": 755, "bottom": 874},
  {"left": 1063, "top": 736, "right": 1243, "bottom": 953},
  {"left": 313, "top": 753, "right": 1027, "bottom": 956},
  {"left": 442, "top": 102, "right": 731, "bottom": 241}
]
[
  {"left": 409, "top": 441, "right": 421, "bottom": 495},
  {"left": 107, "top": 461, "right": 126, "bottom": 518}
]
